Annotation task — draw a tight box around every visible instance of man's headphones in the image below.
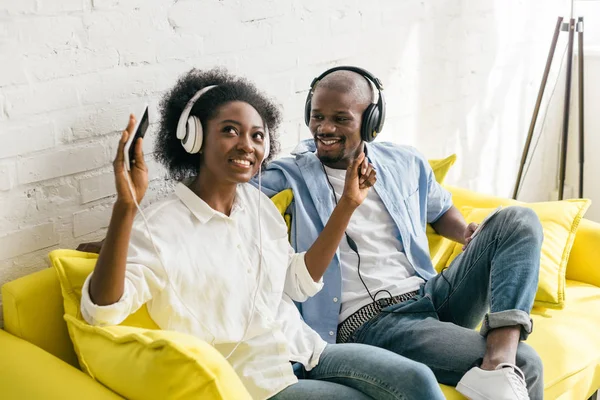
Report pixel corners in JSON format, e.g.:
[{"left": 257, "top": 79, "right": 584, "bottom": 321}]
[
  {"left": 304, "top": 66, "right": 386, "bottom": 143},
  {"left": 176, "top": 85, "right": 270, "bottom": 161}
]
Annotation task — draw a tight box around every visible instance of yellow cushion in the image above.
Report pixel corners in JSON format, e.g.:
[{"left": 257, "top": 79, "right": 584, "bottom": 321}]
[
  {"left": 428, "top": 154, "right": 457, "bottom": 184},
  {"left": 270, "top": 188, "right": 294, "bottom": 233},
  {"left": 445, "top": 201, "right": 591, "bottom": 308},
  {"left": 529, "top": 280, "right": 600, "bottom": 399},
  {"left": 567, "top": 218, "right": 600, "bottom": 288},
  {"left": 430, "top": 184, "right": 520, "bottom": 273},
  {"left": 64, "top": 315, "right": 250, "bottom": 400},
  {"left": 1, "top": 267, "right": 80, "bottom": 367},
  {"left": 440, "top": 280, "right": 600, "bottom": 399},
  {"left": 426, "top": 154, "right": 458, "bottom": 270},
  {"left": 49, "top": 249, "right": 251, "bottom": 400},
  {"left": 0, "top": 329, "right": 122, "bottom": 400}
]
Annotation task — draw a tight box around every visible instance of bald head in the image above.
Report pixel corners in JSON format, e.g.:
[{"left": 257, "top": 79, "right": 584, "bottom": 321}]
[
  {"left": 313, "top": 70, "right": 373, "bottom": 106},
  {"left": 308, "top": 70, "right": 376, "bottom": 169}
]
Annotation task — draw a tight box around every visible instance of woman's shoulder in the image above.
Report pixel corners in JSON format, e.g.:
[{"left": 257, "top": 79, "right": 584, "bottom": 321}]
[
  {"left": 239, "top": 183, "right": 279, "bottom": 210},
  {"left": 132, "top": 192, "right": 184, "bottom": 228}
]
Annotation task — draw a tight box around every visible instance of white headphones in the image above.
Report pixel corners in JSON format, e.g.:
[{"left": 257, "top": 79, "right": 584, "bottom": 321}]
[{"left": 175, "top": 85, "right": 270, "bottom": 162}]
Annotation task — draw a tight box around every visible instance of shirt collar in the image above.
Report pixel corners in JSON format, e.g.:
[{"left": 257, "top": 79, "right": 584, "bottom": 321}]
[
  {"left": 291, "top": 138, "right": 316, "bottom": 155},
  {"left": 174, "top": 182, "right": 245, "bottom": 224},
  {"left": 292, "top": 138, "right": 373, "bottom": 164}
]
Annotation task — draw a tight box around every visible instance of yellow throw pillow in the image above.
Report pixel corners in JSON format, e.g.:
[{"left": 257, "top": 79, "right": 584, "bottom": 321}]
[
  {"left": 445, "top": 201, "right": 591, "bottom": 309},
  {"left": 426, "top": 154, "right": 458, "bottom": 270},
  {"left": 428, "top": 154, "right": 457, "bottom": 184},
  {"left": 49, "top": 249, "right": 250, "bottom": 400},
  {"left": 270, "top": 188, "right": 294, "bottom": 233},
  {"left": 65, "top": 315, "right": 250, "bottom": 400}
]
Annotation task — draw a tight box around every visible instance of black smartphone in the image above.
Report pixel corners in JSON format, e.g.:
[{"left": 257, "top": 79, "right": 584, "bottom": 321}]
[{"left": 124, "top": 105, "right": 149, "bottom": 170}]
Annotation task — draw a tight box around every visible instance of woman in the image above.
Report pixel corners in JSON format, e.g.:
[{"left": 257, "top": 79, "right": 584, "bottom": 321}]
[{"left": 81, "top": 68, "right": 444, "bottom": 400}]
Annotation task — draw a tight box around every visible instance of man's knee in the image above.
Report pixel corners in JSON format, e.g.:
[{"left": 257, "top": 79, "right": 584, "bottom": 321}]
[
  {"left": 403, "top": 362, "right": 439, "bottom": 391},
  {"left": 502, "top": 206, "right": 543, "bottom": 243}
]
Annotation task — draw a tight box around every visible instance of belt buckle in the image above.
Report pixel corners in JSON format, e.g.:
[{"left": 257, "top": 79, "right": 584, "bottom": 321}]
[{"left": 376, "top": 297, "right": 393, "bottom": 309}]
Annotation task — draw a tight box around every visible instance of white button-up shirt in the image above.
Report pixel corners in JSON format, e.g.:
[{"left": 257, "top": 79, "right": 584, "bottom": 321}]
[{"left": 81, "top": 183, "right": 327, "bottom": 399}]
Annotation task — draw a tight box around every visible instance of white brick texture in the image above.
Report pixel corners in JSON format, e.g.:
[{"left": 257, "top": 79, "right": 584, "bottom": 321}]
[
  {"left": 73, "top": 205, "right": 112, "bottom": 237},
  {"left": 0, "top": 163, "right": 15, "bottom": 191},
  {"left": 17, "top": 143, "right": 107, "bottom": 184},
  {"left": 0, "top": 0, "right": 572, "bottom": 323},
  {"left": 0, "top": 223, "right": 59, "bottom": 261},
  {"left": 0, "top": 121, "right": 55, "bottom": 158},
  {"left": 79, "top": 172, "right": 116, "bottom": 204}
]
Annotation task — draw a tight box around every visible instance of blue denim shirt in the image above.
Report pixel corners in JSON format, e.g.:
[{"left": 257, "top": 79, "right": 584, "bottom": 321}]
[{"left": 252, "top": 139, "right": 453, "bottom": 343}]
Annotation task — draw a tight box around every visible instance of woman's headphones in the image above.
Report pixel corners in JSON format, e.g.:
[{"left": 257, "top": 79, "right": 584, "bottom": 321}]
[
  {"left": 176, "top": 85, "right": 270, "bottom": 161},
  {"left": 304, "top": 66, "right": 386, "bottom": 143}
]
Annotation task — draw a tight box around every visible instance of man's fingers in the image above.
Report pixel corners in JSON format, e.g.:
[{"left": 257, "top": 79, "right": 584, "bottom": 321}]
[
  {"left": 361, "top": 157, "right": 368, "bottom": 176},
  {"left": 463, "top": 236, "right": 473, "bottom": 250},
  {"left": 347, "top": 152, "right": 365, "bottom": 178},
  {"left": 359, "top": 173, "right": 377, "bottom": 189},
  {"left": 353, "top": 152, "right": 365, "bottom": 167},
  {"left": 359, "top": 164, "right": 375, "bottom": 185},
  {"left": 365, "top": 170, "right": 377, "bottom": 186}
]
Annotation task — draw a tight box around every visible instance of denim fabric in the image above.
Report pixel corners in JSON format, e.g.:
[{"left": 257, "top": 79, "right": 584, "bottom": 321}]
[
  {"left": 252, "top": 139, "right": 453, "bottom": 343},
  {"left": 349, "top": 207, "right": 544, "bottom": 399},
  {"left": 271, "top": 343, "right": 445, "bottom": 400}
]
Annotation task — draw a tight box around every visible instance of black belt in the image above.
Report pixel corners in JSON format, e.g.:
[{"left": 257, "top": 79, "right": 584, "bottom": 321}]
[{"left": 336, "top": 290, "right": 419, "bottom": 344}]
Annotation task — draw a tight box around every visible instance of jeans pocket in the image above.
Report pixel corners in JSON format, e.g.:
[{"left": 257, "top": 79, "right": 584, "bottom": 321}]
[
  {"left": 382, "top": 295, "right": 438, "bottom": 319},
  {"left": 348, "top": 313, "right": 382, "bottom": 344}
]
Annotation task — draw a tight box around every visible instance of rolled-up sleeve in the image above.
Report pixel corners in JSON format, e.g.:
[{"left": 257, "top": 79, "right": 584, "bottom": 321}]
[
  {"left": 81, "top": 273, "right": 138, "bottom": 326},
  {"left": 284, "top": 244, "right": 324, "bottom": 302},
  {"left": 80, "top": 220, "right": 168, "bottom": 326},
  {"left": 425, "top": 164, "right": 453, "bottom": 223}
]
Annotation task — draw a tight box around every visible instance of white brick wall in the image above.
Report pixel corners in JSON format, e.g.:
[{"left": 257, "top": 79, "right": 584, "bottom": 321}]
[{"left": 0, "top": 0, "right": 570, "bottom": 324}]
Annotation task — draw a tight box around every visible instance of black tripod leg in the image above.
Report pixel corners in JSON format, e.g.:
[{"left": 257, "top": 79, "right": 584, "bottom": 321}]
[
  {"left": 558, "top": 18, "right": 575, "bottom": 200},
  {"left": 513, "top": 17, "right": 563, "bottom": 200},
  {"left": 578, "top": 17, "right": 585, "bottom": 198}
]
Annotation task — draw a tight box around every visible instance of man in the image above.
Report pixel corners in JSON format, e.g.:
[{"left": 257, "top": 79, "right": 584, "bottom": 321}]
[{"left": 254, "top": 66, "right": 544, "bottom": 400}]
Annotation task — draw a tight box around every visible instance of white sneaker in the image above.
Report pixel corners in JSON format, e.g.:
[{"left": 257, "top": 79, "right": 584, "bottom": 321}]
[{"left": 456, "top": 363, "right": 529, "bottom": 400}]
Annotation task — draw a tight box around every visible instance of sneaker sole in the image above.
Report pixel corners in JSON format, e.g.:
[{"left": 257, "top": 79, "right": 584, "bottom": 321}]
[{"left": 456, "top": 382, "right": 493, "bottom": 400}]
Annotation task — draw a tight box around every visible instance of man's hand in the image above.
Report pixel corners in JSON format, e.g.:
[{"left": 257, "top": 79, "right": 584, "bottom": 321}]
[
  {"left": 341, "top": 152, "right": 376, "bottom": 208},
  {"left": 462, "top": 222, "right": 479, "bottom": 250}
]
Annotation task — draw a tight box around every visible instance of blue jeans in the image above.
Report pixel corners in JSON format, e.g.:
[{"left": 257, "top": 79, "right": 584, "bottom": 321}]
[
  {"left": 349, "top": 206, "right": 545, "bottom": 399},
  {"left": 270, "top": 343, "right": 445, "bottom": 400}
]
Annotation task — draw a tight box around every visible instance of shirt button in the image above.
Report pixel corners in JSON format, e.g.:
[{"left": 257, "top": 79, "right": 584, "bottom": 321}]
[
  {"left": 329, "top": 331, "right": 334, "bottom": 336},
  {"left": 333, "top": 297, "right": 338, "bottom": 303}
]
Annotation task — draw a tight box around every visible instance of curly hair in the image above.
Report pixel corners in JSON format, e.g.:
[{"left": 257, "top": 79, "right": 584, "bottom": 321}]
[{"left": 155, "top": 68, "right": 282, "bottom": 181}]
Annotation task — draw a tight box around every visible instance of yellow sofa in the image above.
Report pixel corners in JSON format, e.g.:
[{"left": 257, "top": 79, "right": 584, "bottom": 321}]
[{"left": 1, "top": 186, "right": 600, "bottom": 399}]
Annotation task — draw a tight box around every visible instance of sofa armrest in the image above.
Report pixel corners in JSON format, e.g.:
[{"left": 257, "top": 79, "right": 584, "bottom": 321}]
[
  {"left": 0, "top": 329, "right": 122, "bottom": 400},
  {"left": 566, "top": 218, "right": 600, "bottom": 288}
]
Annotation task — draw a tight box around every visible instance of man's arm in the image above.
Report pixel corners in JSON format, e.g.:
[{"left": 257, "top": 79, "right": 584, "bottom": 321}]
[
  {"left": 251, "top": 166, "right": 289, "bottom": 197},
  {"left": 431, "top": 206, "right": 469, "bottom": 245},
  {"left": 416, "top": 148, "right": 477, "bottom": 247}
]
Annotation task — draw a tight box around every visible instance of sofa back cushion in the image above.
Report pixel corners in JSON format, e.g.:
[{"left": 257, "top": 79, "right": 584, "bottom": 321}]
[{"left": 2, "top": 267, "right": 79, "bottom": 367}]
